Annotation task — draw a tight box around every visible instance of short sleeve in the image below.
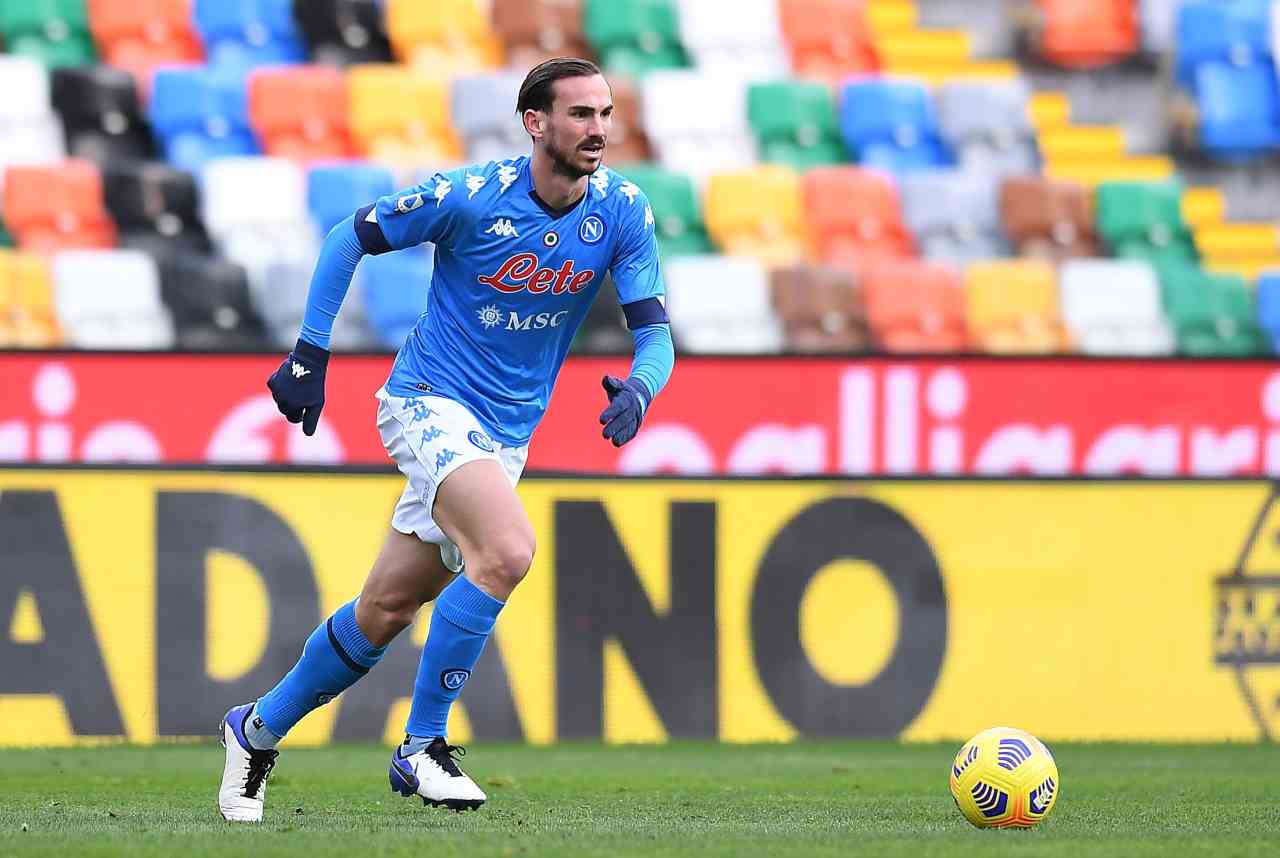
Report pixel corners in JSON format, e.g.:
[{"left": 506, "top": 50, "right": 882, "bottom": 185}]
[
  {"left": 372, "top": 169, "right": 467, "bottom": 251},
  {"left": 609, "top": 186, "right": 665, "bottom": 305}
]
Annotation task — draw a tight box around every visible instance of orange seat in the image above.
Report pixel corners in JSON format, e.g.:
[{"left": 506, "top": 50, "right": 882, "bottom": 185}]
[
  {"left": 249, "top": 65, "right": 353, "bottom": 161},
  {"left": 88, "top": 0, "right": 204, "bottom": 83},
  {"left": 965, "top": 259, "right": 1067, "bottom": 353},
  {"left": 1036, "top": 0, "right": 1138, "bottom": 69},
  {"left": 779, "top": 0, "right": 877, "bottom": 82},
  {"left": 863, "top": 260, "right": 967, "bottom": 352},
  {"left": 804, "top": 166, "right": 913, "bottom": 271},
  {"left": 3, "top": 161, "right": 117, "bottom": 253}
]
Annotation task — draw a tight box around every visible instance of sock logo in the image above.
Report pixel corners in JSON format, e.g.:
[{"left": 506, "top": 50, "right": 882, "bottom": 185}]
[
  {"left": 440, "top": 669, "right": 471, "bottom": 691},
  {"left": 315, "top": 692, "right": 337, "bottom": 705},
  {"left": 252, "top": 717, "right": 264, "bottom": 731}
]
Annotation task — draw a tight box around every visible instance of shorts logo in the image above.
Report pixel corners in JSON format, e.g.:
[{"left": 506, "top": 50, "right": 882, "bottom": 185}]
[
  {"left": 440, "top": 669, "right": 471, "bottom": 691},
  {"left": 434, "top": 449, "right": 459, "bottom": 473},
  {"left": 579, "top": 215, "right": 605, "bottom": 244},
  {"left": 468, "top": 430, "right": 495, "bottom": 452},
  {"left": 422, "top": 426, "right": 445, "bottom": 443},
  {"left": 543, "top": 230, "right": 559, "bottom": 247}
]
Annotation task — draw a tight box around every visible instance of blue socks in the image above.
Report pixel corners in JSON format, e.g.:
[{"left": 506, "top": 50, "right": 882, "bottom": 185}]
[
  {"left": 254, "top": 599, "right": 387, "bottom": 743},
  {"left": 405, "top": 575, "right": 505, "bottom": 739}
]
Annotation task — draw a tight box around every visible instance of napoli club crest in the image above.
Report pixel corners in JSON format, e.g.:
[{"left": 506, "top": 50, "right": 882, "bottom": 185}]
[
  {"left": 440, "top": 669, "right": 471, "bottom": 691},
  {"left": 579, "top": 215, "right": 606, "bottom": 244}
]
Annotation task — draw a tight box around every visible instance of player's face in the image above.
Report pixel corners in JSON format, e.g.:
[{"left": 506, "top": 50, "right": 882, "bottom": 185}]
[{"left": 542, "top": 74, "right": 613, "bottom": 179}]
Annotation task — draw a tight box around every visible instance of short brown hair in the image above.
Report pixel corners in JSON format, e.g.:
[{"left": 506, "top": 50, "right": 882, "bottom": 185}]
[{"left": 516, "top": 57, "right": 603, "bottom": 115}]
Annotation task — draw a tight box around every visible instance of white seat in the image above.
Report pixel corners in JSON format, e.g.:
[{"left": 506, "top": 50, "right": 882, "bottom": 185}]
[
  {"left": 0, "top": 57, "right": 52, "bottom": 123},
  {"left": 936, "top": 78, "right": 1037, "bottom": 176},
  {"left": 1059, "top": 259, "right": 1174, "bottom": 355},
  {"left": 201, "top": 156, "right": 308, "bottom": 237},
  {"left": 53, "top": 250, "right": 175, "bottom": 349},
  {"left": 1141, "top": 0, "right": 1178, "bottom": 55},
  {"left": 900, "top": 169, "right": 1008, "bottom": 264},
  {"left": 451, "top": 72, "right": 526, "bottom": 156},
  {"left": 642, "top": 71, "right": 757, "bottom": 184},
  {"left": 675, "top": 0, "right": 789, "bottom": 78},
  {"left": 663, "top": 254, "right": 783, "bottom": 353}
]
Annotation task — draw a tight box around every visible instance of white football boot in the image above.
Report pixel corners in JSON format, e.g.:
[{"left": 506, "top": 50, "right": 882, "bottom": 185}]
[
  {"left": 218, "top": 703, "right": 279, "bottom": 822},
  {"left": 389, "top": 737, "right": 487, "bottom": 811}
]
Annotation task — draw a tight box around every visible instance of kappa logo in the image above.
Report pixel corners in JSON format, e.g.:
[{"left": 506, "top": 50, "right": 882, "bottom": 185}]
[
  {"left": 590, "top": 169, "right": 611, "bottom": 198},
  {"left": 432, "top": 178, "right": 452, "bottom": 206},
  {"left": 478, "top": 252, "right": 595, "bottom": 295},
  {"left": 497, "top": 163, "right": 519, "bottom": 193},
  {"left": 579, "top": 215, "right": 605, "bottom": 245},
  {"left": 290, "top": 361, "right": 311, "bottom": 378},
  {"left": 434, "top": 449, "right": 459, "bottom": 472},
  {"left": 618, "top": 181, "right": 640, "bottom": 203},
  {"left": 440, "top": 669, "right": 470, "bottom": 691},
  {"left": 465, "top": 174, "right": 487, "bottom": 198},
  {"left": 421, "top": 426, "right": 445, "bottom": 443},
  {"left": 485, "top": 218, "right": 519, "bottom": 238},
  {"left": 467, "top": 429, "right": 495, "bottom": 452}
]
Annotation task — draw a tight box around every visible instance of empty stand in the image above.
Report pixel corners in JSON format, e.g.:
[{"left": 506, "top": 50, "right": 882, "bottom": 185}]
[
  {"left": 583, "top": 0, "right": 687, "bottom": 77},
  {"left": 87, "top": 0, "right": 203, "bottom": 82},
  {"left": 663, "top": 255, "right": 783, "bottom": 352},
  {"left": 156, "top": 249, "right": 265, "bottom": 348},
  {"left": 1000, "top": 175, "right": 1097, "bottom": 262},
  {"left": 102, "top": 159, "right": 209, "bottom": 252},
  {"left": 50, "top": 65, "right": 154, "bottom": 162},
  {"left": 839, "top": 78, "right": 953, "bottom": 173},
  {"left": 0, "top": 250, "right": 62, "bottom": 347},
  {"left": 491, "top": 0, "right": 592, "bottom": 70},
  {"left": 748, "top": 80, "right": 843, "bottom": 170},
  {"left": 1256, "top": 272, "right": 1280, "bottom": 352},
  {"left": 603, "top": 77, "right": 653, "bottom": 164},
  {"left": 53, "top": 248, "right": 174, "bottom": 347},
  {"left": 0, "top": 0, "right": 96, "bottom": 68},
  {"left": 293, "top": 0, "right": 392, "bottom": 66},
  {"left": 347, "top": 64, "right": 460, "bottom": 164},
  {"left": 642, "top": 70, "right": 757, "bottom": 182},
  {"left": 3, "top": 160, "right": 116, "bottom": 252},
  {"left": 964, "top": 258, "right": 1067, "bottom": 353},
  {"left": 862, "top": 259, "right": 968, "bottom": 352},
  {"left": 450, "top": 71, "right": 527, "bottom": 163},
  {"left": 778, "top": 0, "right": 877, "bottom": 81},
  {"left": 936, "top": 77, "right": 1038, "bottom": 175},
  {"left": 614, "top": 163, "right": 711, "bottom": 256},
  {"left": 901, "top": 169, "right": 1006, "bottom": 263},
  {"left": 385, "top": 0, "right": 503, "bottom": 79},
  {"left": 804, "top": 165, "right": 913, "bottom": 269},
  {"left": 676, "top": 0, "right": 789, "bottom": 78},
  {"left": 1174, "top": 0, "right": 1270, "bottom": 89},
  {"left": 1192, "top": 61, "right": 1280, "bottom": 161},
  {"left": 703, "top": 165, "right": 807, "bottom": 267},
  {"left": 1159, "top": 263, "right": 1265, "bottom": 355},
  {"left": 1094, "top": 178, "right": 1197, "bottom": 266},
  {"left": 192, "top": 0, "right": 307, "bottom": 69},
  {"left": 149, "top": 66, "right": 258, "bottom": 171},
  {"left": 307, "top": 162, "right": 394, "bottom": 233},
  {"left": 1033, "top": 0, "right": 1139, "bottom": 69},
  {"left": 355, "top": 245, "right": 433, "bottom": 348},
  {"left": 769, "top": 263, "right": 869, "bottom": 352},
  {"left": 1059, "top": 258, "right": 1173, "bottom": 354},
  {"left": 248, "top": 64, "right": 352, "bottom": 160},
  {"left": 0, "top": 57, "right": 67, "bottom": 185}
]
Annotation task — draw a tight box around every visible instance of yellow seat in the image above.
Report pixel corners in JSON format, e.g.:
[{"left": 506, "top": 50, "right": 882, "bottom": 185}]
[
  {"left": 965, "top": 259, "right": 1066, "bottom": 354},
  {"left": 1028, "top": 91, "right": 1071, "bottom": 130},
  {"left": 385, "top": 0, "right": 502, "bottom": 79},
  {"left": 889, "top": 60, "right": 1018, "bottom": 86},
  {"left": 1042, "top": 155, "right": 1175, "bottom": 187},
  {"left": 2, "top": 250, "right": 60, "bottom": 348},
  {"left": 704, "top": 166, "right": 808, "bottom": 268},
  {"left": 1194, "top": 223, "right": 1280, "bottom": 259},
  {"left": 348, "top": 64, "right": 462, "bottom": 163},
  {"left": 1038, "top": 125, "right": 1127, "bottom": 161},
  {"left": 1182, "top": 187, "right": 1225, "bottom": 228},
  {"left": 1203, "top": 260, "right": 1280, "bottom": 284},
  {"left": 877, "top": 29, "right": 971, "bottom": 70},
  {"left": 866, "top": 0, "right": 918, "bottom": 35}
]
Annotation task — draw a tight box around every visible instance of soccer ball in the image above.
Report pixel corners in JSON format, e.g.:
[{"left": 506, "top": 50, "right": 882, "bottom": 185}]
[{"left": 949, "top": 726, "right": 1059, "bottom": 829}]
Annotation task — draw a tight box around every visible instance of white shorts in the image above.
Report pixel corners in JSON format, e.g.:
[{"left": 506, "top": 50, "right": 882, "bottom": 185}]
[{"left": 376, "top": 388, "right": 529, "bottom": 573}]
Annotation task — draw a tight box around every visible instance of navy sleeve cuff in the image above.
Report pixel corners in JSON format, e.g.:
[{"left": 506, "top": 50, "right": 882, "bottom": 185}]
[
  {"left": 293, "top": 337, "right": 330, "bottom": 366},
  {"left": 621, "top": 296, "right": 669, "bottom": 330},
  {"left": 354, "top": 204, "right": 393, "bottom": 255}
]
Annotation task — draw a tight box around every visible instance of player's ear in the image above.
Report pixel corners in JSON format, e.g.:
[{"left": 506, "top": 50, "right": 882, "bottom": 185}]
[{"left": 522, "top": 108, "right": 544, "bottom": 141}]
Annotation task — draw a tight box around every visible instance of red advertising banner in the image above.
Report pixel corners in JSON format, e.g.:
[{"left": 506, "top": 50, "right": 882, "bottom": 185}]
[{"left": 2, "top": 353, "right": 1280, "bottom": 476}]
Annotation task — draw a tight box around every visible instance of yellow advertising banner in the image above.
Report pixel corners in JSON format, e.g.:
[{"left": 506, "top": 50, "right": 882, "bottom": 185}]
[{"left": 0, "top": 470, "right": 1275, "bottom": 746}]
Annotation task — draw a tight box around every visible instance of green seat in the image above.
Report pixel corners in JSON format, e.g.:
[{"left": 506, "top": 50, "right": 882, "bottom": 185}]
[
  {"left": 748, "top": 81, "right": 845, "bottom": 170},
  {"left": 584, "top": 0, "right": 688, "bottom": 76},
  {"left": 0, "top": 222, "right": 12, "bottom": 248},
  {"left": 1159, "top": 264, "right": 1267, "bottom": 356},
  {"left": 0, "top": 0, "right": 94, "bottom": 68},
  {"left": 612, "top": 162, "right": 713, "bottom": 257},
  {"left": 1095, "top": 179, "right": 1197, "bottom": 262}
]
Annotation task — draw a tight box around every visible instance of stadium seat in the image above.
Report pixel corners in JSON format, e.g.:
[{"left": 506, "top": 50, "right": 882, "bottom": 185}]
[
  {"left": 862, "top": 259, "right": 968, "bottom": 352},
  {"left": 838, "top": 79, "right": 953, "bottom": 173},
  {"left": 450, "top": 71, "right": 527, "bottom": 163},
  {"left": 602, "top": 77, "right": 653, "bottom": 164},
  {"left": 999, "top": 176, "right": 1097, "bottom": 262},
  {"left": 769, "top": 263, "right": 869, "bottom": 352},
  {"left": 201, "top": 155, "right": 306, "bottom": 237},
  {"left": 583, "top": 0, "right": 688, "bottom": 77},
  {"left": 155, "top": 249, "right": 265, "bottom": 348},
  {"left": 149, "top": 66, "right": 259, "bottom": 172},
  {"left": 1159, "top": 263, "right": 1266, "bottom": 355},
  {"left": 307, "top": 162, "right": 394, "bottom": 234},
  {"left": 1094, "top": 179, "right": 1197, "bottom": 267},
  {"left": 87, "top": 0, "right": 203, "bottom": 82},
  {"left": 1139, "top": 0, "right": 1177, "bottom": 55},
  {"left": 1193, "top": 61, "right": 1280, "bottom": 161},
  {"left": 3, "top": 160, "right": 116, "bottom": 252},
  {"left": 777, "top": 0, "right": 877, "bottom": 82},
  {"left": 918, "top": 0, "right": 1016, "bottom": 58},
  {"left": 385, "top": 0, "right": 503, "bottom": 79},
  {"left": 102, "top": 160, "right": 209, "bottom": 253},
  {"left": 935, "top": 78, "right": 1037, "bottom": 175},
  {"left": 1058, "top": 259, "right": 1174, "bottom": 355},
  {"left": 50, "top": 65, "right": 154, "bottom": 162},
  {"left": 747, "top": 81, "right": 844, "bottom": 170},
  {"left": 662, "top": 254, "right": 784, "bottom": 352},
  {"left": 642, "top": 70, "right": 757, "bottom": 181},
  {"left": 574, "top": 279, "right": 631, "bottom": 353},
  {"left": 490, "top": 0, "right": 592, "bottom": 70},
  {"left": 1174, "top": 0, "right": 1270, "bottom": 89},
  {"left": 803, "top": 166, "right": 913, "bottom": 270},
  {"left": 0, "top": 57, "right": 67, "bottom": 182},
  {"left": 347, "top": 64, "right": 461, "bottom": 164},
  {"left": 355, "top": 245, "right": 433, "bottom": 348},
  {"left": 192, "top": 0, "right": 307, "bottom": 69},
  {"left": 703, "top": 166, "right": 807, "bottom": 267},
  {"left": 964, "top": 259, "right": 1067, "bottom": 353},
  {"left": 52, "top": 248, "right": 174, "bottom": 348},
  {"left": 900, "top": 169, "right": 1007, "bottom": 264},
  {"left": 0, "top": 0, "right": 95, "bottom": 68},
  {"left": 1034, "top": 0, "right": 1139, "bottom": 69},
  {"left": 676, "top": 0, "right": 788, "bottom": 78},
  {"left": 293, "top": 0, "right": 392, "bottom": 66},
  {"left": 247, "top": 65, "right": 352, "bottom": 161},
  {"left": 0, "top": 250, "right": 62, "bottom": 347},
  {"left": 1256, "top": 271, "right": 1280, "bottom": 352},
  {"left": 612, "top": 163, "right": 712, "bottom": 256}
]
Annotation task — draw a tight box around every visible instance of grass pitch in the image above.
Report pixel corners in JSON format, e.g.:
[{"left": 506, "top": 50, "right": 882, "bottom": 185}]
[{"left": 1, "top": 742, "right": 1278, "bottom": 857}]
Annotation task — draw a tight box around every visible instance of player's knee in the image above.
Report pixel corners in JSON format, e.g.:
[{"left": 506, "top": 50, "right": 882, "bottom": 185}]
[
  {"left": 472, "top": 531, "right": 535, "bottom": 595},
  {"left": 359, "top": 589, "right": 420, "bottom": 641}
]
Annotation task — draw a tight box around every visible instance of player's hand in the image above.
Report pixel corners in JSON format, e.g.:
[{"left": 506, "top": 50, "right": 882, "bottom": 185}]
[
  {"left": 599, "top": 375, "right": 649, "bottom": 447},
  {"left": 267, "top": 339, "right": 329, "bottom": 436}
]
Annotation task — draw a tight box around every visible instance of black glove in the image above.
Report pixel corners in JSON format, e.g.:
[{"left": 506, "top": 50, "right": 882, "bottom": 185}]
[
  {"left": 598, "top": 375, "right": 650, "bottom": 447},
  {"left": 267, "top": 339, "right": 329, "bottom": 436}
]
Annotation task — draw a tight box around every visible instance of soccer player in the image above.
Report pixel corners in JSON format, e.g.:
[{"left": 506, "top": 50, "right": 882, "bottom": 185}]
[{"left": 216, "top": 57, "right": 674, "bottom": 822}]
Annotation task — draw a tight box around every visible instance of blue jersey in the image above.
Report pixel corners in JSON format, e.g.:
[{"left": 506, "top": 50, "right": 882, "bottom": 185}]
[{"left": 370, "top": 156, "right": 664, "bottom": 446}]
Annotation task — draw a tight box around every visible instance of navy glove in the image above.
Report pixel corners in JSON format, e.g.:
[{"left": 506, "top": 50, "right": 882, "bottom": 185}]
[
  {"left": 267, "top": 339, "right": 329, "bottom": 436},
  {"left": 599, "top": 375, "right": 650, "bottom": 447}
]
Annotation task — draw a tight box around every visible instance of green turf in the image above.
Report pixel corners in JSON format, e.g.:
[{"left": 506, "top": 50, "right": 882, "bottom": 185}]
[{"left": 1, "top": 742, "right": 1278, "bottom": 857}]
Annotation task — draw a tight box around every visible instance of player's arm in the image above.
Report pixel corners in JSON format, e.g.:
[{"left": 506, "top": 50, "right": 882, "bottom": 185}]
[
  {"left": 266, "top": 172, "right": 464, "bottom": 435},
  {"left": 599, "top": 190, "right": 675, "bottom": 447}
]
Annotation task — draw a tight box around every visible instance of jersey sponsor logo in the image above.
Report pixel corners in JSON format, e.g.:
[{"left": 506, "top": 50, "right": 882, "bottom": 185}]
[
  {"left": 504, "top": 309, "right": 569, "bottom": 332},
  {"left": 485, "top": 218, "right": 519, "bottom": 238},
  {"left": 395, "top": 193, "right": 424, "bottom": 214},
  {"left": 440, "top": 668, "right": 470, "bottom": 691},
  {"left": 579, "top": 215, "right": 605, "bottom": 245},
  {"left": 467, "top": 430, "right": 495, "bottom": 452},
  {"left": 477, "top": 252, "right": 596, "bottom": 295},
  {"left": 477, "top": 304, "right": 503, "bottom": 329}
]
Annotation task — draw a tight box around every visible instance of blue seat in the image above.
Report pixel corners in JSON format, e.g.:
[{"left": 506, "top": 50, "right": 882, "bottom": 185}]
[
  {"left": 1195, "top": 61, "right": 1280, "bottom": 160},
  {"left": 1257, "top": 272, "right": 1280, "bottom": 352},
  {"left": 838, "top": 78, "right": 954, "bottom": 174},
  {"left": 193, "top": 0, "right": 306, "bottom": 69},
  {"left": 1175, "top": 0, "right": 1271, "bottom": 89},
  {"left": 149, "top": 66, "right": 259, "bottom": 172},
  {"left": 307, "top": 163, "right": 395, "bottom": 233},
  {"left": 357, "top": 246, "right": 434, "bottom": 348}
]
